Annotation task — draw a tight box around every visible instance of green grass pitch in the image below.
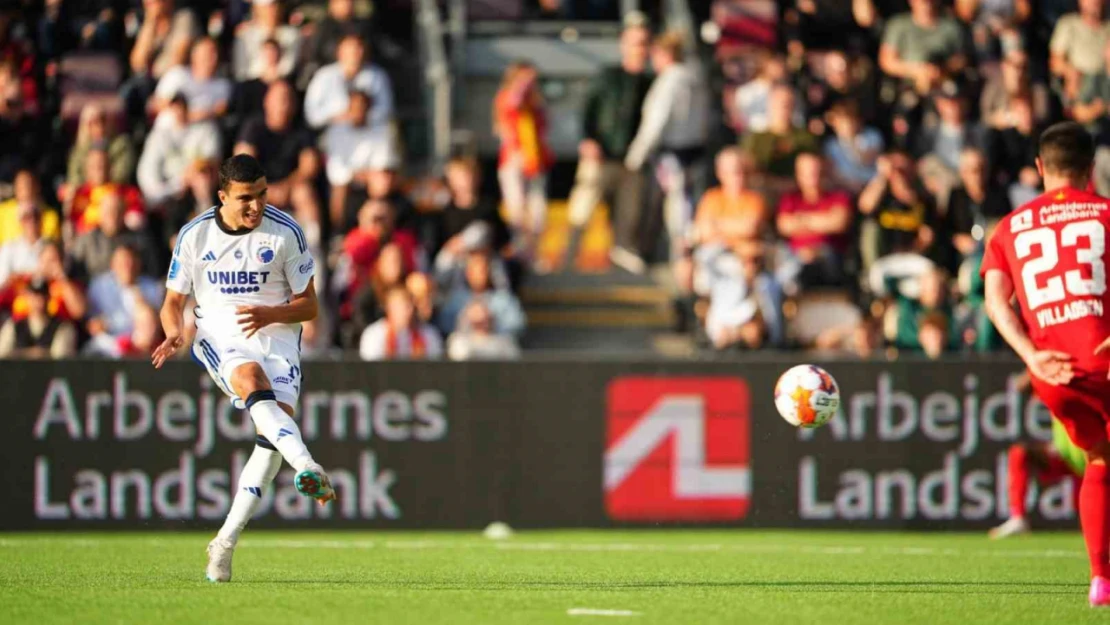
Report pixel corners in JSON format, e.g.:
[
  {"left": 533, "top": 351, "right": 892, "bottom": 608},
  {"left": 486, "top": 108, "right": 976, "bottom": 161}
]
[{"left": 0, "top": 530, "right": 1103, "bottom": 624}]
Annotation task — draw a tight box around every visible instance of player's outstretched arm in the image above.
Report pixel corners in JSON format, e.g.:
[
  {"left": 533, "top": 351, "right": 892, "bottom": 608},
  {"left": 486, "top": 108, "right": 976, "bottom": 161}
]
[
  {"left": 152, "top": 289, "right": 189, "bottom": 368},
  {"left": 236, "top": 277, "right": 318, "bottom": 338},
  {"left": 984, "top": 269, "right": 1074, "bottom": 386}
]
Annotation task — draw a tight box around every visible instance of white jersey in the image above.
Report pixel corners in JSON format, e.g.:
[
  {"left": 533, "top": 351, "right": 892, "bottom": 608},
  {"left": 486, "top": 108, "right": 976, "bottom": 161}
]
[{"left": 167, "top": 205, "right": 315, "bottom": 349}]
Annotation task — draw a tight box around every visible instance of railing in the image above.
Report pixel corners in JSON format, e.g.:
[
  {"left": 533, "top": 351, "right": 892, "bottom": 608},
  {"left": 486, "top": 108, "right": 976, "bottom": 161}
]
[{"left": 415, "top": 0, "right": 453, "bottom": 172}]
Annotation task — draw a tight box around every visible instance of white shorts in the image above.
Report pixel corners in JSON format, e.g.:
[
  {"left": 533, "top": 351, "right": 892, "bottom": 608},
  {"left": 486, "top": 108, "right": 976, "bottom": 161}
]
[{"left": 191, "top": 326, "right": 302, "bottom": 410}]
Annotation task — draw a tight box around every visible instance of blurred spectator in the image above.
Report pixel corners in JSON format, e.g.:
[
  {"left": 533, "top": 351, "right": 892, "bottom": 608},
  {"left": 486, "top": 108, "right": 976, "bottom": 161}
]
[
  {"left": 438, "top": 250, "right": 526, "bottom": 339},
  {"left": 732, "top": 52, "right": 791, "bottom": 134},
  {"left": 231, "top": 0, "right": 299, "bottom": 82},
  {"left": 299, "top": 0, "right": 375, "bottom": 90},
  {"left": 234, "top": 80, "right": 322, "bottom": 236},
  {"left": 823, "top": 100, "right": 884, "bottom": 193},
  {"left": 447, "top": 300, "right": 522, "bottom": 361},
  {"left": 858, "top": 151, "right": 938, "bottom": 283},
  {"left": 358, "top": 286, "right": 442, "bottom": 360},
  {"left": 66, "top": 105, "right": 137, "bottom": 189},
  {"left": 0, "top": 170, "right": 59, "bottom": 246},
  {"left": 365, "top": 166, "right": 419, "bottom": 239},
  {"left": 137, "top": 94, "right": 221, "bottom": 222},
  {"left": 690, "top": 148, "right": 767, "bottom": 250},
  {"left": 69, "top": 150, "right": 147, "bottom": 235},
  {"left": 987, "top": 97, "right": 1042, "bottom": 203},
  {"left": 494, "top": 61, "right": 553, "bottom": 259},
  {"left": 699, "top": 242, "right": 785, "bottom": 351},
  {"left": 85, "top": 303, "right": 161, "bottom": 359},
  {"left": 741, "top": 84, "right": 818, "bottom": 179},
  {"left": 568, "top": 21, "right": 651, "bottom": 269},
  {"left": 122, "top": 0, "right": 200, "bottom": 122},
  {"left": 0, "top": 10, "right": 39, "bottom": 118},
  {"left": 1049, "top": 0, "right": 1110, "bottom": 100},
  {"left": 625, "top": 31, "right": 710, "bottom": 265},
  {"left": 0, "top": 277, "right": 77, "bottom": 359},
  {"left": 322, "top": 89, "right": 395, "bottom": 228},
  {"left": 776, "top": 153, "right": 854, "bottom": 292},
  {"left": 0, "top": 203, "right": 50, "bottom": 287},
  {"left": 801, "top": 50, "right": 879, "bottom": 130},
  {"left": 304, "top": 34, "right": 393, "bottom": 131},
  {"left": 0, "top": 62, "right": 43, "bottom": 184},
  {"left": 878, "top": 0, "right": 969, "bottom": 96},
  {"left": 981, "top": 51, "right": 1051, "bottom": 130},
  {"left": 232, "top": 38, "right": 285, "bottom": 121},
  {"left": 4, "top": 241, "right": 87, "bottom": 323},
  {"left": 785, "top": 0, "right": 870, "bottom": 54},
  {"left": 946, "top": 148, "right": 1011, "bottom": 261},
  {"left": 1073, "top": 38, "right": 1110, "bottom": 145},
  {"left": 914, "top": 82, "right": 987, "bottom": 201},
  {"left": 431, "top": 157, "right": 511, "bottom": 281},
  {"left": 954, "top": 0, "right": 1030, "bottom": 63},
  {"left": 407, "top": 271, "right": 437, "bottom": 324},
  {"left": 71, "top": 190, "right": 160, "bottom": 278},
  {"left": 891, "top": 264, "right": 954, "bottom": 357},
  {"left": 84, "top": 244, "right": 163, "bottom": 357},
  {"left": 151, "top": 37, "right": 232, "bottom": 122},
  {"left": 336, "top": 198, "right": 421, "bottom": 339}
]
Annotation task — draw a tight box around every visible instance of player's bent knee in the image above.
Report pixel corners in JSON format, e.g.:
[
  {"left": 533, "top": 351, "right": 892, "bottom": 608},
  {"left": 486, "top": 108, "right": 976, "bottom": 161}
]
[{"left": 229, "top": 362, "right": 272, "bottom": 399}]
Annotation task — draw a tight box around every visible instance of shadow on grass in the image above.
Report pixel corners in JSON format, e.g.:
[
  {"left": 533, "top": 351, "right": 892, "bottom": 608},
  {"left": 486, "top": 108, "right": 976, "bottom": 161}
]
[{"left": 231, "top": 580, "right": 1082, "bottom": 595}]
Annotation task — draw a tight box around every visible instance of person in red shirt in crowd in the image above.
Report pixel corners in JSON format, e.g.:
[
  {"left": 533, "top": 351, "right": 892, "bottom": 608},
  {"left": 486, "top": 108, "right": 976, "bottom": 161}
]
[
  {"left": 2, "top": 240, "right": 86, "bottom": 323},
  {"left": 68, "top": 149, "right": 146, "bottom": 234},
  {"left": 776, "top": 152, "right": 853, "bottom": 291},
  {"left": 335, "top": 197, "right": 421, "bottom": 343},
  {"left": 982, "top": 121, "right": 1110, "bottom": 607}
]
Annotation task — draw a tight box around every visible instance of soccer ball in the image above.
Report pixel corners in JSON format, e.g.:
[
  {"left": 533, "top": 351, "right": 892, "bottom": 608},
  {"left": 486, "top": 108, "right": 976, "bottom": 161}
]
[{"left": 774, "top": 365, "right": 840, "bottom": 428}]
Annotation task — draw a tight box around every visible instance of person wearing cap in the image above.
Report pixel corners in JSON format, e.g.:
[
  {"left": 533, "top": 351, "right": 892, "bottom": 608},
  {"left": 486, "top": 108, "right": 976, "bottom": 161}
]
[
  {"left": 0, "top": 276, "right": 76, "bottom": 359},
  {"left": 234, "top": 80, "right": 322, "bottom": 242},
  {"left": 0, "top": 169, "right": 58, "bottom": 246},
  {"left": 304, "top": 34, "right": 393, "bottom": 131},
  {"left": 914, "top": 80, "right": 986, "bottom": 207},
  {"left": 565, "top": 17, "right": 652, "bottom": 271},
  {"left": 231, "top": 0, "right": 299, "bottom": 83}
]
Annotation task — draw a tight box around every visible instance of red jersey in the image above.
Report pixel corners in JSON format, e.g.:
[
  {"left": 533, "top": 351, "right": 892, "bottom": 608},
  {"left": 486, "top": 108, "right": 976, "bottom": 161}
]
[{"left": 981, "top": 186, "right": 1110, "bottom": 375}]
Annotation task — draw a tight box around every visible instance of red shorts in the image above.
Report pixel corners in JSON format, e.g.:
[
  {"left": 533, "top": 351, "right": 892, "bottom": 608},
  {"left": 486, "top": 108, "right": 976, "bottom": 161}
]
[{"left": 1031, "top": 375, "right": 1110, "bottom": 451}]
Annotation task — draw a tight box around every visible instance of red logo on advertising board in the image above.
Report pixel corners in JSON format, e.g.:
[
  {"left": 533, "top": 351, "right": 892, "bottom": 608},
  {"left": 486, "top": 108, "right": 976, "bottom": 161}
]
[{"left": 604, "top": 377, "right": 751, "bottom": 522}]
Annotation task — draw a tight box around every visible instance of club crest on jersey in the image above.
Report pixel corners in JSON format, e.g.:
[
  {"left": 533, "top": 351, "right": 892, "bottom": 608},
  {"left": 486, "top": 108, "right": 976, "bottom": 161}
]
[{"left": 256, "top": 246, "right": 275, "bottom": 264}]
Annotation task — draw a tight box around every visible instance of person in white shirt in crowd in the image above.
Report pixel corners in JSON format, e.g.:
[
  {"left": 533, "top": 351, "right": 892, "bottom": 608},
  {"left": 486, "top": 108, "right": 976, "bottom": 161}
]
[
  {"left": 231, "top": 0, "right": 300, "bottom": 82},
  {"left": 0, "top": 204, "right": 48, "bottom": 287},
  {"left": 321, "top": 89, "right": 397, "bottom": 228},
  {"left": 622, "top": 30, "right": 710, "bottom": 268},
  {"left": 84, "top": 244, "right": 164, "bottom": 358},
  {"left": 137, "top": 94, "right": 222, "bottom": 216},
  {"left": 304, "top": 34, "right": 394, "bottom": 131},
  {"left": 732, "top": 51, "right": 791, "bottom": 133},
  {"left": 150, "top": 37, "right": 232, "bottom": 122},
  {"left": 359, "top": 286, "right": 443, "bottom": 361},
  {"left": 447, "top": 300, "right": 521, "bottom": 361}
]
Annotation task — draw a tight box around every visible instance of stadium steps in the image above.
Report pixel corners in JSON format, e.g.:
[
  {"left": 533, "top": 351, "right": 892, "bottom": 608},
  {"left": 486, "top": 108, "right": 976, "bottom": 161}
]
[{"left": 520, "top": 271, "right": 690, "bottom": 355}]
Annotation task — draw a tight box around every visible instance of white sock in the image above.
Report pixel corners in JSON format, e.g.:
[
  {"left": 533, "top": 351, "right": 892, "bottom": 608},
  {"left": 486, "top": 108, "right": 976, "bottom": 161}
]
[
  {"left": 246, "top": 392, "right": 314, "bottom": 472},
  {"left": 217, "top": 445, "right": 282, "bottom": 544}
]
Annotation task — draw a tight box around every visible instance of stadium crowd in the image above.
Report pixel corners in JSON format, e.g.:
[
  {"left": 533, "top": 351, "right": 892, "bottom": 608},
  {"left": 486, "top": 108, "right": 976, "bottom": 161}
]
[{"left": 0, "top": 0, "right": 1100, "bottom": 360}]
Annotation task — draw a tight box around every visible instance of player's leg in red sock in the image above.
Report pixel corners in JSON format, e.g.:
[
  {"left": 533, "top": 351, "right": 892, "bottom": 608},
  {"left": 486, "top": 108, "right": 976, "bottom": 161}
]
[
  {"left": 1008, "top": 444, "right": 1031, "bottom": 519},
  {"left": 1080, "top": 457, "right": 1110, "bottom": 579}
]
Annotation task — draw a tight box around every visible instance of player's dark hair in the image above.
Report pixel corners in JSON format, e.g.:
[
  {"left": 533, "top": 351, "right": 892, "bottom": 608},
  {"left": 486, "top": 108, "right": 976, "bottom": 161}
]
[
  {"left": 1038, "top": 122, "right": 1095, "bottom": 177},
  {"left": 218, "top": 154, "right": 266, "bottom": 191}
]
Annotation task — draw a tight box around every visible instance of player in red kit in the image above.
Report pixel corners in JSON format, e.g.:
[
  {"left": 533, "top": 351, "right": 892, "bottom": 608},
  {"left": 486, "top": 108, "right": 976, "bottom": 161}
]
[{"left": 982, "top": 121, "right": 1110, "bottom": 606}]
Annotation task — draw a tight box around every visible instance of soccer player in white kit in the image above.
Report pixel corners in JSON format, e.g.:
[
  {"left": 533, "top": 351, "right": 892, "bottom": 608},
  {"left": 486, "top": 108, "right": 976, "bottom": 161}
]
[{"left": 151, "top": 154, "right": 335, "bottom": 583}]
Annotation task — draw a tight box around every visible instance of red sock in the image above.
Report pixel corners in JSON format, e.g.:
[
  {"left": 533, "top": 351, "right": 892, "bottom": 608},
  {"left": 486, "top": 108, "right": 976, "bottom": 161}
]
[
  {"left": 1008, "top": 445, "right": 1029, "bottom": 518},
  {"left": 1080, "top": 463, "right": 1110, "bottom": 579}
]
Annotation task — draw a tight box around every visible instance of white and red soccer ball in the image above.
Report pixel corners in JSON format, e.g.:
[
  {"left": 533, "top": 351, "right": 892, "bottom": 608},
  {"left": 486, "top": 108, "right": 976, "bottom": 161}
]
[{"left": 774, "top": 365, "right": 840, "bottom": 428}]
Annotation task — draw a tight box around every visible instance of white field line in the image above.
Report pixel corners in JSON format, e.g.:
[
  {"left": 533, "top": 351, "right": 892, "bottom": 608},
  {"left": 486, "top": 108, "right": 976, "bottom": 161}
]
[
  {"left": 0, "top": 537, "right": 1086, "bottom": 560},
  {"left": 567, "top": 608, "right": 641, "bottom": 617}
]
